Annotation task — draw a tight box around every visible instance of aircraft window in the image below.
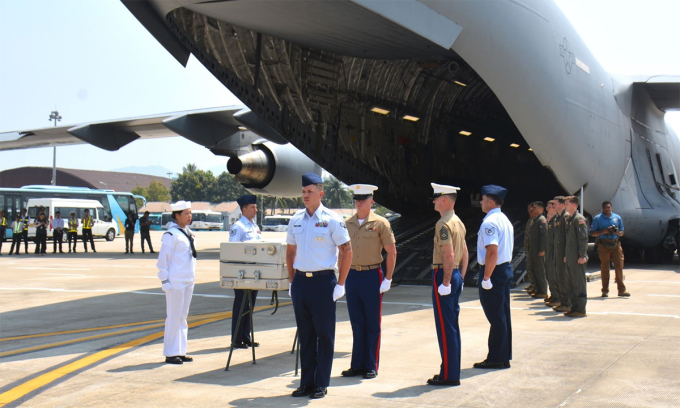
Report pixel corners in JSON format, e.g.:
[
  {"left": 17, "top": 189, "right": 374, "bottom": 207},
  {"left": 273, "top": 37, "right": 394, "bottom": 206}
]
[{"left": 669, "top": 174, "right": 677, "bottom": 186}]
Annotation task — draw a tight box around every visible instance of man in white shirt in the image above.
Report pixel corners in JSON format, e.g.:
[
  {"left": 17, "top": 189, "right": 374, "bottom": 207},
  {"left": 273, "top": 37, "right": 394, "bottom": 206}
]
[
  {"left": 51, "top": 211, "right": 65, "bottom": 254},
  {"left": 475, "top": 185, "right": 514, "bottom": 369},
  {"left": 157, "top": 201, "right": 197, "bottom": 365}
]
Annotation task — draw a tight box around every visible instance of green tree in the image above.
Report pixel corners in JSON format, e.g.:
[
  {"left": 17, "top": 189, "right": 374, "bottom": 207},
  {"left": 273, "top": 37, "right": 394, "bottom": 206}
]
[
  {"left": 147, "top": 179, "right": 171, "bottom": 202},
  {"left": 322, "top": 176, "right": 352, "bottom": 208},
  {"left": 183, "top": 163, "right": 198, "bottom": 174},
  {"left": 131, "top": 185, "right": 147, "bottom": 209},
  {"left": 209, "top": 172, "right": 250, "bottom": 202},
  {"left": 171, "top": 169, "right": 217, "bottom": 201}
]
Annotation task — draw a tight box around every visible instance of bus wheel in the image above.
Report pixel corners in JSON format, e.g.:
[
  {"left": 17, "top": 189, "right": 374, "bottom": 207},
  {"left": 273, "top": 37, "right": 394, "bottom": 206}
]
[{"left": 106, "top": 229, "right": 115, "bottom": 241}]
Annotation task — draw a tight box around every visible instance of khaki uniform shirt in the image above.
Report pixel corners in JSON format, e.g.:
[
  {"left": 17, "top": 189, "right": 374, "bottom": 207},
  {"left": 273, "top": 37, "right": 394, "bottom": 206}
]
[
  {"left": 346, "top": 211, "right": 395, "bottom": 266},
  {"left": 432, "top": 210, "right": 466, "bottom": 267}
]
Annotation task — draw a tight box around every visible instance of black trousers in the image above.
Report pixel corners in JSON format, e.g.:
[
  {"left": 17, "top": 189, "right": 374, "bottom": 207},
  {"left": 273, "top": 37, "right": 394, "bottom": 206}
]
[
  {"left": 67, "top": 231, "right": 78, "bottom": 251},
  {"left": 53, "top": 230, "right": 64, "bottom": 252},
  {"left": 0, "top": 227, "right": 5, "bottom": 253},
  {"left": 140, "top": 231, "right": 153, "bottom": 252},
  {"left": 82, "top": 229, "right": 95, "bottom": 250},
  {"left": 10, "top": 233, "right": 21, "bottom": 254},
  {"left": 35, "top": 231, "right": 47, "bottom": 254},
  {"left": 22, "top": 230, "right": 28, "bottom": 253}
]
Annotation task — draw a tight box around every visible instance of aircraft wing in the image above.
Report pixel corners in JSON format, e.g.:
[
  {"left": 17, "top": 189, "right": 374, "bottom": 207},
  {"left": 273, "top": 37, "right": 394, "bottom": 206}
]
[
  {"left": 0, "top": 105, "right": 273, "bottom": 156},
  {"left": 636, "top": 75, "right": 680, "bottom": 112}
]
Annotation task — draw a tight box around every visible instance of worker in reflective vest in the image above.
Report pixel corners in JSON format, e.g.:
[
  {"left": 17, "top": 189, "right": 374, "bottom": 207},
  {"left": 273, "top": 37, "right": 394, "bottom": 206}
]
[
  {"left": 68, "top": 211, "right": 79, "bottom": 253},
  {"left": 81, "top": 209, "right": 96, "bottom": 253}
]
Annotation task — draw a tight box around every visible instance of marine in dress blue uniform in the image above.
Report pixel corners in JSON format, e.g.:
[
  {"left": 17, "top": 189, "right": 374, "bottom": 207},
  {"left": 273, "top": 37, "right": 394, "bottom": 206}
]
[
  {"left": 341, "top": 184, "right": 397, "bottom": 380},
  {"left": 475, "top": 185, "right": 514, "bottom": 369},
  {"left": 286, "top": 172, "right": 352, "bottom": 399},
  {"left": 229, "top": 194, "right": 262, "bottom": 348},
  {"left": 427, "top": 183, "right": 469, "bottom": 386}
]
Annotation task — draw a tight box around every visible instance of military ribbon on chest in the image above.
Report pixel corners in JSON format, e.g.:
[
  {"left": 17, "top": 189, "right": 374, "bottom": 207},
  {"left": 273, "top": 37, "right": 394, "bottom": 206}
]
[{"left": 315, "top": 221, "right": 328, "bottom": 227}]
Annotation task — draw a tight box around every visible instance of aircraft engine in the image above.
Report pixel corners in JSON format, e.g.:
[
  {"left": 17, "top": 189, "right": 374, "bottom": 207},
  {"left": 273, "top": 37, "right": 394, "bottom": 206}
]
[{"left": 226, "top": 141, "right": 320, "bottom": 198}]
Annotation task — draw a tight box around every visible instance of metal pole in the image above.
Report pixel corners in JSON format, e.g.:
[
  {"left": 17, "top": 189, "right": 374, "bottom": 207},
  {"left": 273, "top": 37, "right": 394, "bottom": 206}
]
[
  {"left": 580, "top": 186, "right": 584, "bottom": 214},
  {"left": 49, "top": 110, "right": 62, "bottom": 185}
]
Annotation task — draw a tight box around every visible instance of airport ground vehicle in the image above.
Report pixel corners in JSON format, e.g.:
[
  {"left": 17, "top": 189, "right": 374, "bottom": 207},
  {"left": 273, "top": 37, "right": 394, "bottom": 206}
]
[
  {"left": 161, "top": 209, "right": 224, "bottom": 230},
  {"left": 262, "top": 215, "right": 293, "bottom": 232},
  {"left": 26, "top": 198, "right": 119, "bottom": 241},
  {"left": 1, "top": 185, "right": 142, "bottom": 239}
]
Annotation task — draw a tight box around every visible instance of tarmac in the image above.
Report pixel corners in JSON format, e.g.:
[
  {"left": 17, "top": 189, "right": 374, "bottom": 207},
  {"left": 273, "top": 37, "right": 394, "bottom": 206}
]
[{"left": 0, "top": 230, "right": 679, "bottom": 407}]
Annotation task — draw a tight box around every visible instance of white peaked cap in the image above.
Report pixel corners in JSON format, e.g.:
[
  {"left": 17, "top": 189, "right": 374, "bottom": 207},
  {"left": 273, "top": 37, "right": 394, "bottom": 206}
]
[
  {"left": 349, "top": 184, "right": 379, "bottom": 196},
  {"left": 170, "top": 200, "right": 192, "bottom": 211},
  {"left": 431, "top": 183, "right": 461, "bottom": 196}
]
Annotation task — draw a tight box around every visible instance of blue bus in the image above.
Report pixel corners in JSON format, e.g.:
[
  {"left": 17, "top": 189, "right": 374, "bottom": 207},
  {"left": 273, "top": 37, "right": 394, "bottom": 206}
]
[{"left": 0, "top": 185, "right": 145, "bottom": 239}]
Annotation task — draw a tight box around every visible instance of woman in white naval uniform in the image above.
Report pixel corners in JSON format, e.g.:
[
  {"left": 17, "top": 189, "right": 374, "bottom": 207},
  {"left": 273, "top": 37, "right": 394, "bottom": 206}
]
[{"left": 157, "top": 201, "right": 197, "bottom": 364}]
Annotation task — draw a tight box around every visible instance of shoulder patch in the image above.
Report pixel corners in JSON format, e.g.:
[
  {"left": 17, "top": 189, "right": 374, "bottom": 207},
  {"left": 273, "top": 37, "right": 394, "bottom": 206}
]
[
  {"left": 439, "top": 226, "right": 449, "bottom": 240},
  {"left": 540, "top": 219, "right": 547, "bottom": 224},
  {"left": 341, "top": 222, "right": 346, "bottom": 229},
  {"left": 578, "top": 219, "right": 586, "bottom": 224},
  {"left": 485, "top": 227, "right": 495, "bottom": 236},
  {"left": 229, "top": 228, "right": 237, "bottom": 236}
]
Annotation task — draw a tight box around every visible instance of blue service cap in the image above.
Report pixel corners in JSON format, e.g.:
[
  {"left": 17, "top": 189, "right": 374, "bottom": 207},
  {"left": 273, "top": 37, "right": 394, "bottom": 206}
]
[
  {"left": 237, "top": 194, "right": 257, "bottom": 207},
  {"left": 481, "top": 184, "right": 508, "bottom": 199},
  {"left": 302, "top": 172, "right": 323, "bottom": 187}
]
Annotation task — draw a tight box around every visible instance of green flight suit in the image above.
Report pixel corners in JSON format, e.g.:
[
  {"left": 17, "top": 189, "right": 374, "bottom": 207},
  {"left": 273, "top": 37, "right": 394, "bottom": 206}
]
[
  {"left": 554, "top": 210, "right": 571, "bottom": 309},
  {"left": 545, "top": 215, "right": 560, "bottom": 301},
  {"left": 528, "top": 214, "right": 548, "bottom": 295},
  {"left": 565, "top": 211, "right": 589, "bottom": 313}
]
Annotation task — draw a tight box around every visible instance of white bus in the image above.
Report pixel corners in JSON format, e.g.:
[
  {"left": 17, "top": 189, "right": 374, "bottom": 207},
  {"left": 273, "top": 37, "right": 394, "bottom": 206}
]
[
  {"left": 161, "top": 210, "right": 224, "bottom": 231},
  {"left": 262, "top": 215, "right": 293, "bottom": 232}
]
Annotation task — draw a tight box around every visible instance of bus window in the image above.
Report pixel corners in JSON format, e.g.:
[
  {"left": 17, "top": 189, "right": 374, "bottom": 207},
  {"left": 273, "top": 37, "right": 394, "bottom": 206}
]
[
  {"left": 28, "top": 206, "right": 49, "bottom": 218},
  {"left": 114, "top": 194, "right": 137, "bottom": 214},
  {"left": 206, "top": 214, "right": 223, "bottom": 223},
  {"left": 193, "top": 213, "right": 206, "bottom": 222}
]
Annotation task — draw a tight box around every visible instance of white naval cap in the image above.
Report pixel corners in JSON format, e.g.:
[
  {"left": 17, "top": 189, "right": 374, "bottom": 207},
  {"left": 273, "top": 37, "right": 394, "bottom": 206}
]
[
  {"left": 170, "top": 200, "right": 192, "bottom": 211},
  {"left": 431, "top": 183, "right": 461, "bottom": 199},
  {"left": 349, "top": 184, "right": 378, "bottom": 199}
]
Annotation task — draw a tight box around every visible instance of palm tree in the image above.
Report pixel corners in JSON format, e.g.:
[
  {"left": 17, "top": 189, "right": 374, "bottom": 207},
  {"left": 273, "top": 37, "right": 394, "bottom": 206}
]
[
  {"left": 323, "top": 176, "right": 350, "bottom": 209},
  {"left": 182, "top": 163, "right": 198, "bottom": 174}
]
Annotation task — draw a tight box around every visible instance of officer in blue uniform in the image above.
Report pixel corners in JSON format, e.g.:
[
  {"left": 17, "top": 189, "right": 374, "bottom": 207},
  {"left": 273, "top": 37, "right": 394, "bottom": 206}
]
[
  {"left": 286, "top": 172, "right": 352, "bottom": 399},
  {"left": 229, "top": 194, "right": 262, "bottom": 348},
  {"left": 475, "top": 185, "right": 514, "bottom": 369}
]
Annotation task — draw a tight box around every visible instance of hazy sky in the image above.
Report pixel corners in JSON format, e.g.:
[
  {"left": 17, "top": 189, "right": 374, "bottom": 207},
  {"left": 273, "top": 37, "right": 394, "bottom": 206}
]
[{"left": 0, "top": 0, "right": 678, "bottom": 175}]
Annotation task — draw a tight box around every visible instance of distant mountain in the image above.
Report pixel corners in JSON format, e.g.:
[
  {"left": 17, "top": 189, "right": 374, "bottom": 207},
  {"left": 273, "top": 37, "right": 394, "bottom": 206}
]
[{"left": 112, "top": 165, "right": 175, "bottom": 179}]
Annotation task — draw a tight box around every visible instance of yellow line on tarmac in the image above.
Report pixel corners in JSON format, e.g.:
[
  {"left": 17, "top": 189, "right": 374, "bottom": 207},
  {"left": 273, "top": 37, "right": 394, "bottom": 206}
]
[
  {"left": 0, "top": 311, "right": 229, "bottom": 342},
  {"left": 0, "top": 302, "right": 290, "bottom": 407}
]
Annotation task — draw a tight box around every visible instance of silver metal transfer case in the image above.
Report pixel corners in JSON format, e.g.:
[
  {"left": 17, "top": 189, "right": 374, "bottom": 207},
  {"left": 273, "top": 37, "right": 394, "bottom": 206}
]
[{"left": 219, "top": 240, "right": 288, "bottom": 291}]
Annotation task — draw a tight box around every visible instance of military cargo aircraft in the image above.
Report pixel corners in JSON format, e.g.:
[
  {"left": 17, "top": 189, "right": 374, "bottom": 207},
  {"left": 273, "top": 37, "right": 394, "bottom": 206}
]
[{"left": 1, "top": 0, "right": 678, "bottom": 262}]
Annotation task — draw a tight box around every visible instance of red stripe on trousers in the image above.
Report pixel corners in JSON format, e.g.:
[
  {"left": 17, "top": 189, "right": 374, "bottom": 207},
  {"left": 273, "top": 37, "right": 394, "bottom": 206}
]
[
  {"left": 433, "top": 268, "right": 448, "bottom": 379},
  {"left": 376, "top": 268, "right": 383, "bottom": 371}
]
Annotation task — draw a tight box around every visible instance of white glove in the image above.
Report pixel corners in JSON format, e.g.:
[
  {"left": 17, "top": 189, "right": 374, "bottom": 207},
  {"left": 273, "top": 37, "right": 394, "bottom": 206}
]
[
  {"left": 438, "top": 283, "right": 451, "bottom": 296},
  {"left": 161, "top": 282, "right": 172, "bottom": 293},
  {"left": 461, "top": 281, "right": 464, "bottom": 293},
  {"left": 482, "top": 279, "right": 493, "bottom": 290},
  {"left": 379, "top": 279, "right": 392, "bottom": 293},
  {"left": 288, "top": 282, "right": 292, "bottom": 297},
  {"left": 332, "top": 284, "right": 345, "bottom": 301}
]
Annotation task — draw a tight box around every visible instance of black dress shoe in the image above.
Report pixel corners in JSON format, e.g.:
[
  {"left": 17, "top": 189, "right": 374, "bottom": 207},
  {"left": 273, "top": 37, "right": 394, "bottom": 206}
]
[
  {"left": 310, "top": 387, "right": 327, "bottom": 399},
  {"left": 150, "top": 251, "right": 156, "bottom": 254},
  {"left": 473, "top": 360, "right": 510, "bottom": 369},
  {"left": 291, "top": 385, "right": 314, "bottom": 397},
  {"left": 363, "top": 369, "right": 377, "bottom": 379},
  {"left": 165, "top": 356, "right": 183, "bottom": 364},
  {"left": 427, "top": 375, "right": 460, "bottom": 386},
  {"left": 244, "top": 340, "right": 260, "bottom": 348},
  {"left": 232, "top": 342, "right": 248, "bottom": 349},
  {"left": 179, "top": 355, "right": 193, "bottom": 362},
  {"left": 341, "top": 368, "right": 366, "bottom": 377}
]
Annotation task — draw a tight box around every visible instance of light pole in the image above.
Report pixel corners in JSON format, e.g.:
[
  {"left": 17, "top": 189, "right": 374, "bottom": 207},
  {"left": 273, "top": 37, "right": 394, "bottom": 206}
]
[{"left": 49, "top": 110, "right": 62, "bottom": 186}]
